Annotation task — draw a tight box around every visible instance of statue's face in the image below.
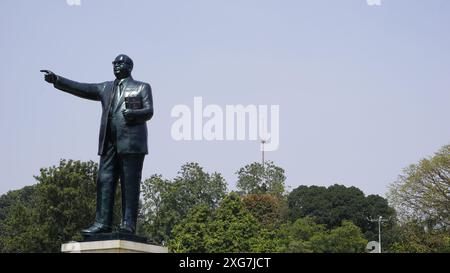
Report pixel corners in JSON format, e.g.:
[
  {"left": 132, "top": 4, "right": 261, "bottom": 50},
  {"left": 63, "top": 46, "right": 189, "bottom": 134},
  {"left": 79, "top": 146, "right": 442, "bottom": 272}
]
[{"left": 112, "top": 55, "right": 133, "bottom": 79}]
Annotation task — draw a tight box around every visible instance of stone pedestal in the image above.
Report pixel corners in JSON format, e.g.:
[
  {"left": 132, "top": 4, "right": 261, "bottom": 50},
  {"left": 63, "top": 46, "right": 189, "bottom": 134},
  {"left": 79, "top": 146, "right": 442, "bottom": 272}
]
[
  {"left": 61, "top": 232, "right": 168, "bottom": 253},
  {"left": 61, "top": 240, "right": 168, "bottom": 253}
]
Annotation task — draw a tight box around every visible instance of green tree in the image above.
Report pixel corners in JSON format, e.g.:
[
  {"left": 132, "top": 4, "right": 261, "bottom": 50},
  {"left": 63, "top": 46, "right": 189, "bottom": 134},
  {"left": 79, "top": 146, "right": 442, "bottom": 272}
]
[
  {"left": 387, "top": 145, "right": 450, "bottom": 252},
  {"left": 310, "top": 221, "right": 368, "bottom": 253},
  {"left": 140, "top": 162, "right": 227, "bottom": 244},
  {"left": 0, "top": 185, "right": 36, "bottom": 222},
  {"left": 0, "top": 202, "right": 41, "bottom": 253},
  {"left": 277, "top": 218, "right": 367, "bottom": 253},
  {"left": 0, "top": 185, "right": 37, "bottom": 252},
  {"left": 387, "top": 220, "right": 450, "bottom": 253},
  {"left": 32, "top": 159, "right": 100, "bottom": 249},
  {"left": 169, "top": 193, "right": 277, "bottom": 253},
  {"left": 0, "top": 159, "right": 107, "bottom": 252},
  {"left": 288, "top": 184, "right": 396, "bottom": 237},
  {"left": 236, "top": 161, "right": 286, "bottom": 197},
  {"left": 388, "top": 145, "right": 450, "bottom": 230},
  {"left": 242, "top": 194, "right": 288, "bottom": 230},
  {"left": 277, "top": 217, "right": 325, "bottom": 253},
  {"left": 169, "top": 205, "right": 212, "bottom": 253},
  {"left": 205, "top": 192, "right": 271, "bottom": 253}
]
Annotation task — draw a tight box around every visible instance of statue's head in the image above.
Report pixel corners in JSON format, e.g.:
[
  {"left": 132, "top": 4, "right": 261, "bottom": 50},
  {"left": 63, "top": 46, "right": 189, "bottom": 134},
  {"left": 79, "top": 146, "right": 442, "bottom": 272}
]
[{"left": 112, "top": 54, "right": 134, "bottom": 79}]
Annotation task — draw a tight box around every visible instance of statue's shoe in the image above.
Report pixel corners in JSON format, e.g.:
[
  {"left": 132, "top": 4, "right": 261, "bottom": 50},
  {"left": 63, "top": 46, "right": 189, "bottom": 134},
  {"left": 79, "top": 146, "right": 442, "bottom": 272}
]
[
  {"left": 118, "top": 223, "right": 135, "bottom": 234},
  {"left": 81, "top": 223, "right": 112, "bottom": 235}
]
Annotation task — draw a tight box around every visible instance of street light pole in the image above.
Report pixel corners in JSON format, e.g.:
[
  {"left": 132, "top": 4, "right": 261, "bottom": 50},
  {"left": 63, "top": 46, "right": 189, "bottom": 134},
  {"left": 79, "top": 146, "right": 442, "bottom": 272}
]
[
  {"left": 378, "top": 216, "right": 382, "bottom": 253},
  {"left": 367, "top": 216, "right": 388, "bottom": 253},
  {"left": 261, "top": 140, "right": 266, "bottom": 168}
]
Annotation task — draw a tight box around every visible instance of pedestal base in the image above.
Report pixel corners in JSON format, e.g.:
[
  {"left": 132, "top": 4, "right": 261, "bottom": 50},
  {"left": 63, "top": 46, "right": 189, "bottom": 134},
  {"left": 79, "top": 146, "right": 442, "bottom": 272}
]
[
  {"left": 62, "top": 237, "right": 168, "bottom": 253},
  {"left": 81, "top": 232, "right": 149, "bottom": 244}
]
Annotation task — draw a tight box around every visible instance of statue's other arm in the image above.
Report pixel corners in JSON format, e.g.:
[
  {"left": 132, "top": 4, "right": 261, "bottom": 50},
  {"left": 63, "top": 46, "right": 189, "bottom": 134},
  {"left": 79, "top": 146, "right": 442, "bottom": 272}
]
[{"left": 123, "top": 83, "right": 154, "bottom": 123}]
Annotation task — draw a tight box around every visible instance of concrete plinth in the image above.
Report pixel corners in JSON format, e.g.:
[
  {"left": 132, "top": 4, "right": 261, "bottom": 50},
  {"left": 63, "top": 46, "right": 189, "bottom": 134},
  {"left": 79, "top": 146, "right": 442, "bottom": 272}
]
[{"left": 61, "top": 240, "right": 168, "bottom": 253}]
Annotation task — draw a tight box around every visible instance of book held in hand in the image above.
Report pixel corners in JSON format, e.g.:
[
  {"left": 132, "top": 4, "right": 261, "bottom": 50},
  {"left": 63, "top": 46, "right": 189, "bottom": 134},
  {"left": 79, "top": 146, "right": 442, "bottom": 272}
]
[{"left": 125, "top": 96, "right": 143, "bottom": 110}]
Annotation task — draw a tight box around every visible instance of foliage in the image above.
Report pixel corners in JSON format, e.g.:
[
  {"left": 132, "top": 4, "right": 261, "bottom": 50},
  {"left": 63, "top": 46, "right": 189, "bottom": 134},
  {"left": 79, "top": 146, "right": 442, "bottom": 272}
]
[
  {"left": 1, "top": 151, "right": 448, "bottom": 253},
  {"left": 388, "top": 145, "right": 450, "bottom": 230},
  {"left": 241, "top": 194, "right": 288, "bottom": 229},
  {"left": 0, "top": 185, "right": 37, "bottom": 251},
  {"left": 205, "top": 192, "right": 275, "bottom": 253},
  {"left": 0, "top": 185, "right": 36, "bottom": 222},
  {"left": 309, "top": 221, "right": 368, "bottom": 253},
  {"left": 0, "top": 160, "right": 100, "bottom": 252},
  {"left": 277, "top": 218, "right": 367, "bottom": 253},
  {"left": 387, "top": 220, "right": 450, "bottom": 253},
  {"left": 169, "top": 205, "right": 212, "bottom": 253},
  {"left": 277, "top": 217, "right": 325, "bottom": 253},
  {"left": 170, "top": 193, "right": 278, "bottom": 253},
  {"left": 140, "top": 162, "right": 227, "bottom": 244},
  {"left": 288, "top": 184, "right": 396, "bottom": 239},
  {"left": 386, "top": 145, "right": 450, "bottom": 252},
  {"left": 236, "top": 161, "right": 286, "bottom": 197}
]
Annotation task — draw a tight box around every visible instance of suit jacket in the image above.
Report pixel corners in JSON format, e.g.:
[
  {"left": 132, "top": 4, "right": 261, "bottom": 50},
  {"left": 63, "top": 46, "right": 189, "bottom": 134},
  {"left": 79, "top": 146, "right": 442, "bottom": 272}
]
[{"left": 54, "top": 75, "right": 153, "bottom": 155}]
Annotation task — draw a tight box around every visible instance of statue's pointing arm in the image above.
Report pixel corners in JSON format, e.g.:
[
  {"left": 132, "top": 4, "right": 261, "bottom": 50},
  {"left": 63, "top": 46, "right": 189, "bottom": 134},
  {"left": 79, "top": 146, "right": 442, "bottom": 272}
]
[
  {"left": 41, "top": 70, "right": 101, "bottom": 101},
  {"left": 53, "top": 75, "right": 102, "bottom": 101}
]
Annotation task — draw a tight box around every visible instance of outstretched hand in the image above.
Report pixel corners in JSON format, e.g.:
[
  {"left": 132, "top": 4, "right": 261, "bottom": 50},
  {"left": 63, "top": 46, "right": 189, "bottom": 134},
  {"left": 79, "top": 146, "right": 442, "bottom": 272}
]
[{"left": 40, "top": 70, "right": 57, "bottom": 84}]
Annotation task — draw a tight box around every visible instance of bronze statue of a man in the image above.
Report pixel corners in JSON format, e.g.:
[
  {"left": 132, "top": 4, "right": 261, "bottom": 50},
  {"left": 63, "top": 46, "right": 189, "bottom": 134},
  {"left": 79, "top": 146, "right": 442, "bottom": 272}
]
[{"left": 41, "top": 54, "right": 153, "bottom": 235}]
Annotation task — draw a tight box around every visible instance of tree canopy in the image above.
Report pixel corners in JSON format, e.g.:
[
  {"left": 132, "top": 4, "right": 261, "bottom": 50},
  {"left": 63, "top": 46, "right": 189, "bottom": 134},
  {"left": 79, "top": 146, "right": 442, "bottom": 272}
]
[
  {"left": 287, "top": 184, "right": 396, "bottom": 241},
  {"left": 388, "top": 145, "right": 450, "bottom": 230},
  {"left": 140, "top": 162, "right": 227, "bottom": 244},
  {"left": 169, "top": 192, "right": 277, "bottom": 253},
  {"left": 1, "top": 147, "right": 448, "bottom": 253},
  {"left": 0, "top": 160, "right": 99, "bottom": 252},
  {"left": 388, "top": 145, "right": 450, "bottom": 252},
  {"left": 236, "top": 161, "right": 286, "bottom": 197}
]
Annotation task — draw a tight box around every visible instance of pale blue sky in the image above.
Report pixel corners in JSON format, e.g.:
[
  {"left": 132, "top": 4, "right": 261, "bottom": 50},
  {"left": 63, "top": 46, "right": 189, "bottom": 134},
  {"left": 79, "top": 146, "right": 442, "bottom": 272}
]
[{"left": 1, "top": 0, "right": 449, "bottom": 196}]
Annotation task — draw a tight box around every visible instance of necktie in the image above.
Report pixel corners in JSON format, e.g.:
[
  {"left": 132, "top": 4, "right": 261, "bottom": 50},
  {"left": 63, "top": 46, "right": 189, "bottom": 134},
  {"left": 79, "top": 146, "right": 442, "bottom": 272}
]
[{"left": 114, "top": 81, "right": 123, "bottom": 110}]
